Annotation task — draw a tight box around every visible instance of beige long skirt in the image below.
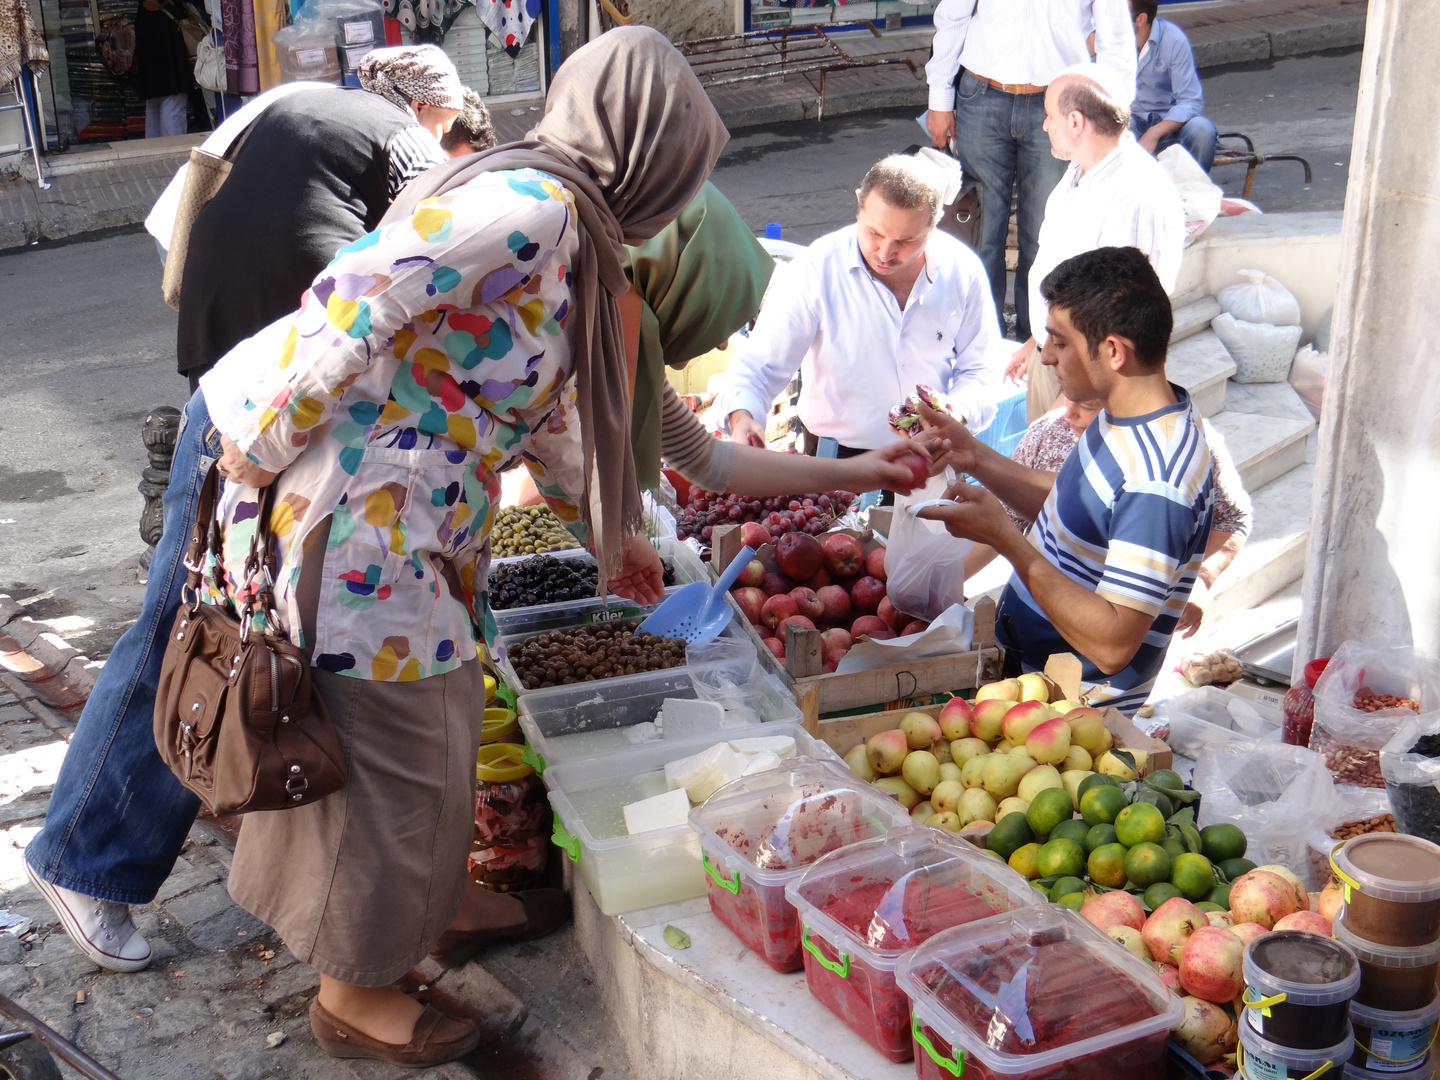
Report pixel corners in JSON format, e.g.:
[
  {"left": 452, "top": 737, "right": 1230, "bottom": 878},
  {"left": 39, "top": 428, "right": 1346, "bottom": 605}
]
[{"left": 227, "top": 661, "right": 486, "bottom": 985}]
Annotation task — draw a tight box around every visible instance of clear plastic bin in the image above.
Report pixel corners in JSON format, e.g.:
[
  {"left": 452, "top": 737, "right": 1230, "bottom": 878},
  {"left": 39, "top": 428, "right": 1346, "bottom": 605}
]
[
  {"left": 518, "top": 668, "right": 806, "bottom": 774},
  {"left": 543, "top": 722, "right": 837, "bottom": 916},
  {"left": 785, "top": 828, "right": 1042, "bottom": 1062},
  {"left": 894, "top": 904, "right": 1184, "bottom": 1080},
  {"left": 1166, "top": 686, "right": 1283, "bottom": 759},
  {"left": 688, "top": 759, "right": 911, "bottom": 974}
]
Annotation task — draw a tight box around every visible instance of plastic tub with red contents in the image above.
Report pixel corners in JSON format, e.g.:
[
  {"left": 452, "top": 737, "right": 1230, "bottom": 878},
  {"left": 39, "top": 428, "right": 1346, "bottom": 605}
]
[
  {"left": 783, "top": 827, "right": 1043, "bottom": 1062},
  {"left": 894, "top": 905, "right": 1183, "bottom": 1080},
  {"left": 687, "top": 757, "right": 910, "bottom": 973}
]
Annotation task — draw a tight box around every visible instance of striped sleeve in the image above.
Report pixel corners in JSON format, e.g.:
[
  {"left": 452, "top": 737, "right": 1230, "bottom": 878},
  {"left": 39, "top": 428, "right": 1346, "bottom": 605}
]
[
  {"left": 661, "top": 383, "right": 734, "bottom": 493},
  {"left": 1096, "top": 482, "right": 1208, "bottom": 615},
  {"left": 386, "top": 126, "right": 448, "bottom": 201}
]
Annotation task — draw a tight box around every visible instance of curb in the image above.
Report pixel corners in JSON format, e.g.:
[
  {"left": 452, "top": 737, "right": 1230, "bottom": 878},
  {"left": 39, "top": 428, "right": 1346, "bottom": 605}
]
[{"left": 0, "top": 594, "right": 98, "bottom": 719}]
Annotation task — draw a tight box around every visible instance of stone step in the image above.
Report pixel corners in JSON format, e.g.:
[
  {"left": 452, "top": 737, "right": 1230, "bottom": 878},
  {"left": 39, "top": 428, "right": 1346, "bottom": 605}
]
[
  {"left": 1168, "top": 330, "right": 1237, "bottom": 418},
  {"left": 1205, "top": 461, "right": 1314, "bottom": 625},
  {"left": 1172, "top": 294, "right": 1223, "bottom": 344},
  {"left": 1206, "top": 390, "right": 1314, "bottom": 492}
]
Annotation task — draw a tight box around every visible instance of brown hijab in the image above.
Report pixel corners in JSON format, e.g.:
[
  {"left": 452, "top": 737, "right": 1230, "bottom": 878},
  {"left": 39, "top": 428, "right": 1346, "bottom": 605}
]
[{"left": 383, "top": 26, "right": 728, "bottom": 586}]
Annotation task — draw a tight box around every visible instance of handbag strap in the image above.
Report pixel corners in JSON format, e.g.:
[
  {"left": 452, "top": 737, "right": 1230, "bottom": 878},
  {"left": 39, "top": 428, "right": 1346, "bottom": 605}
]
[{"left": 183, "top": 461, "right": 281, "bottom": 637}]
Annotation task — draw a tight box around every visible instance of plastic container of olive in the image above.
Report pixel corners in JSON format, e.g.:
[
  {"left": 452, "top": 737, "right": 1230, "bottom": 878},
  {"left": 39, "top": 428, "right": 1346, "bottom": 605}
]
[{"left": 488, "top": 538, "right": 709, "bottom": 621}]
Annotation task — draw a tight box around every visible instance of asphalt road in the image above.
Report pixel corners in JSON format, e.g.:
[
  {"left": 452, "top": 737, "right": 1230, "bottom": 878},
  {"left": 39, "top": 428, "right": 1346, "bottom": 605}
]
[{"left": 0, "top": 49, "right": 1361, "bottom": 658}]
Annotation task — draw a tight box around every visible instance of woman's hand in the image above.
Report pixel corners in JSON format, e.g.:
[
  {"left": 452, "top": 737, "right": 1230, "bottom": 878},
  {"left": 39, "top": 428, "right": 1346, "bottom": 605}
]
[
  {"left": 843, "top": 441, "right": 936, "bottom": 496},
  {"left": 607, "top": 534, "right": 665, "bottom": 605},
  {"left": 217, "top": 435, "right": 278, "bottom": 488}
]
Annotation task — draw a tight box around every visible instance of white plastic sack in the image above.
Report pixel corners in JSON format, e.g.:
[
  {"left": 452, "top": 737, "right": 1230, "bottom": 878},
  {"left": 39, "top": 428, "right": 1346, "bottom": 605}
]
[
  {"left": 1157, "top": 145, "right": 1222, "bottom": 241},
  {"left": 1217, "top": 269, "right": 1302, "bottom": 327},
  {"left": 1288, "top": 344, "right": 1327, "bottom": 421},
  {"left": 1380, "top": 714, "right": 1440, "bottom": 844},
  {"left": 1211, "top": 312, "right": 1303, "bottom": 384},
  {"left": 886, "top": 476, "right": 970, "bottom": 622},
  {"left": 1194, "top": 739, "right": 1339, "bottom": 879},
  {"left": 1312, "top": 641, "right": 1439, "bottom": 751}
]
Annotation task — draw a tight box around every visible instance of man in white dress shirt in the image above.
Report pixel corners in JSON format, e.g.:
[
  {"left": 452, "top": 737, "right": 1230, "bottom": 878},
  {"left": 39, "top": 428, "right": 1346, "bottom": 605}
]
[
  {"left": 713, "top": 153, "right": 1000, "bottom": 456},
  {"left": 925, "top": 0, "right": 1136, "bottom": 344},
  {"left": 1012, "top": 64, "right": 1185, "bottom": 421}
]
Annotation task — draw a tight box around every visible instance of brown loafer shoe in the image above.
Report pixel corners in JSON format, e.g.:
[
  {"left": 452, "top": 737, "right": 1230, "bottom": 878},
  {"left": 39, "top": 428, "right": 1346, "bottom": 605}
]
[
  {"left": 309, "top": 999, "right": 480, "bottom": 1067},
  {"left": 429, "top": 887, "right": 572, "bottom": 968}
]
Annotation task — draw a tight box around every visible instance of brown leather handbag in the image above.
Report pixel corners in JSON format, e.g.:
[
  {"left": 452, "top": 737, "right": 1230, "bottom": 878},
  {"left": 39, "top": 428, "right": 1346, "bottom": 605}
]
[{"left": 154, "top": 463, "right": 345, "bottom": 815}]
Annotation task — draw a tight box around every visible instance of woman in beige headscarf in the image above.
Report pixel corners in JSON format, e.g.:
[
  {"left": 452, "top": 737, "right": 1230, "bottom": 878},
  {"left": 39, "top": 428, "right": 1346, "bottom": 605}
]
[{"left": 198, "top": 26, "right": 727, "bottom": 1067}]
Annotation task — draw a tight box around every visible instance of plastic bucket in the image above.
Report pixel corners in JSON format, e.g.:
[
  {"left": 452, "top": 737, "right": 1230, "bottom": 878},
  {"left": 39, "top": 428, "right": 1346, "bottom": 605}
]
[
  {"left": 1240, "top": 1015, "right": 1354, "bottom": 1080},
  {"left": 1333, "top": 834, "right": 1440, "bottom": 947},
  {"left": 1244, "top": 932, "right": 1361, "bottom": 1049},
  {"left": 1342, "top": 1051, "right": 1435, "bottom": 1080},
  {"left": 1335, "top": 913, "right": 1440, "bottom": 1012},
  {"left": 1349, "top": 991, "right": 1440, "bottom": 1073}
]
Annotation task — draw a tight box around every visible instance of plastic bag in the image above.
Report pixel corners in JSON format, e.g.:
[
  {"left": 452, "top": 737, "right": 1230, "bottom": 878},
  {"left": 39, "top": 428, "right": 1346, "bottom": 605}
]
[
  {"left": 1194, "top": 739, "right": 1338, "bottom": 879},
  {"left": 1303, "top": 785, "right": 1393, "bottom": 890},
  {"left": 1288, "top": 344, "right": 1327, "bottom": 421},
  {"left": 885, "top": 476, "right": 970, "bottom": 622},
  {"left": 1211, "top": 312, "right": 1303, "bottom": 384},
  {"left": 687, "top": 637, "right": 801, "bottom": 728},
  {"left": 1217, "top": 268, "right": 1302, "bottom": 326},
  {"left": 1157, "top": 145, "right": 1222, "bottom": 241},
  {"left": 1310, "top": 641, "right": 1439, "bottom": 788},
  {"left": 1380, "top": 714, "right": 1440, "bottom": 844}
]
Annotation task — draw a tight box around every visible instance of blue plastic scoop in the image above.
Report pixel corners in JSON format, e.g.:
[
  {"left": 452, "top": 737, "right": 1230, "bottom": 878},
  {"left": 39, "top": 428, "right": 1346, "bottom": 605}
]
[{"left": 639, "top": 544, "right": 757, "bottom": 644}]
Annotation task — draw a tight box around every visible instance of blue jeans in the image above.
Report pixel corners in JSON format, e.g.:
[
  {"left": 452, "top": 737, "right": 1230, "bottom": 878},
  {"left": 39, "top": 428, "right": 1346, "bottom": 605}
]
[
  {"left": 25, "top": 391, "right": 218, "bottom": 905},
  {"left": 1133, "top": 113, "right": 1218, "bottom": 173},
  {"left": 951, "top": 70, "right": 1068, "bottom": 342}
]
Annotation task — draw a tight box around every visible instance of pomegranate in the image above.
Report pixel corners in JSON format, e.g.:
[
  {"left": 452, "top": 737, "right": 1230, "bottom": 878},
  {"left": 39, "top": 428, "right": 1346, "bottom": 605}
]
[
  {"left": 1228, "top": 922, "right": 1269, "bottom": 946},
  {"left": 815, "top": 584, "right": 852, "bottom": 623},
  {"left": 774, "top": 532, "right": 824, "bottom": 581},
  {"left": 1273, "top": 911, "right": 1332, "bottom": 935},
  {"left": 1142, "top": 897, "right": 1208, "bottom": 965},
  {"left": 1227, "top": 870, "right": 1299, "bottom": 929},
  {"left": 788, "top": 587, "right": 825, "bottom": 621},
  {"left": 762, "top": 571, "right": 796, "bottom": 597},
  {"left": 760, "top": 593, "right": 798, "bottom": 629},
  {"left": 737, "top": 559, "right": 766, "bottom": 588},
  {"left": 850, "top": 575, "right": 887, "bottom": 615},
  {"left": 732, "top": 586, "right": 767, "bottom": 625},
  {"left": 1080, "top": 891, "right": 1145, "bottom": 932},
  {"left": 876, "top": 596, "right": 907, "bottom": 632},
  {"left": 1173, "top": 997, "right": 1238, "bottom": 1065},
  {"left": 851, "top": 615, "right": 891, "bottom": 640},
  {"left": 821, "top": 532, "right": 866, "bottom": 579},
  {"left": 1178, "top": 926, "right": 1245, "bottom": 1003}
]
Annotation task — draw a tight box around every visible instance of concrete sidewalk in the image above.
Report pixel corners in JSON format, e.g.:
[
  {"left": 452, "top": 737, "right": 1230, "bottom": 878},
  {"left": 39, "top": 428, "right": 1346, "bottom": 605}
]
[{"left": 0, "top": 0, "right": 1367, "bottom": 251}]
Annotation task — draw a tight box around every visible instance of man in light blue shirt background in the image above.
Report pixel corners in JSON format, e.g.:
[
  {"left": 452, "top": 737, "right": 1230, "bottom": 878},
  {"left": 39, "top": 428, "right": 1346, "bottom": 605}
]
[{"left": 1128, "top": 0, "right": 1218, "bottom": 170}]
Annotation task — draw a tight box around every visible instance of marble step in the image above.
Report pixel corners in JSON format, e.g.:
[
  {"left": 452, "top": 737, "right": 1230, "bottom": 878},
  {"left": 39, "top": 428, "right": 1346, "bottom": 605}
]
[
  {"left": 1168, "top": 329, "right": 1236, "bottom": 418},
  {"left": 1205, "top": 461, "right": 1314, "bottom": 625},
  {"left": 1172, "top": 294, "right": 1223, "bottom": 344},
  {"left": 1206, "top": 388, "right": 1315, "bottom": 492}
]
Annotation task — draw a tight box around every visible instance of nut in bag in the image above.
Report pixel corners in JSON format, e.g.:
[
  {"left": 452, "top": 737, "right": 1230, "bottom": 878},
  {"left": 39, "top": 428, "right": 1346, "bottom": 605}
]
[{"left": 1309, "top": 641, "right": 1437, "bottom": 788}]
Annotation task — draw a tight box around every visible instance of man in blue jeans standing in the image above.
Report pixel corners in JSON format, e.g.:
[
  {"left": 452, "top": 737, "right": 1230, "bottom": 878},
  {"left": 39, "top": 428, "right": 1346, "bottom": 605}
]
[
  {"left": 24, "top": 391, "right": 217, "bottom": 970},
  {"left": 925, "top": 0, "right": 1137, "bottom": 342},
  {"left": 1127, "top": 0, "right": 1218, "bottom": 171}
]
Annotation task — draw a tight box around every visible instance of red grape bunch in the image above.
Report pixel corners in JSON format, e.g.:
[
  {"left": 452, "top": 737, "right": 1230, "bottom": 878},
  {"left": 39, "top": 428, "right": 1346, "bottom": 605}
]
[{"left": 676, "top": 489, "right": 857, "bottom": 546}]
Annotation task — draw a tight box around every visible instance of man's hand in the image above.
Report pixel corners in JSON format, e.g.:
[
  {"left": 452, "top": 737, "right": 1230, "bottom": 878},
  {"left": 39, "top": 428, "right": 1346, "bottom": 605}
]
[
  {"left": 1005, "top": 338, "right": 1035, "bottom": 383},
  {"left": 1138, "top": 126, "right": 1164, "bottom": 155},
  {"left": 607, "top": 534, "right": 665, "bottom": 605},
  {"left": 916, "top": 480, "right": 1022, "bottom": 550},
  {"left": 726, "top": 409, "right": 767, "bottom": 448},
  {"left": 926, "top": 109, "right": 956, "bottom": 150},
  {"left": 844, "top": 441, "right": 936, "bottom": 496},
  {"left": 915, "top": 400, "right": 977, "bottom": 476},
  {"left": 1175, "top": 577, "right": 1208, "bottom": 638},
  {"left": 218, "top": 434, "right": 278, "bottom": 488}
]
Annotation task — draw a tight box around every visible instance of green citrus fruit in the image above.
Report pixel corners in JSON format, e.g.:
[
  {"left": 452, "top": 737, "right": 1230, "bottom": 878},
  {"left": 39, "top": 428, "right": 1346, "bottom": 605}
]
[
  {"left": 1050, "top": 818, "right": 1091, "bottom": 848},
  {"left": 1077, "top": 772, "right": 1122, "bottom": 802},
  {"left": 1009, "top": 842, "right": 1042, "bottom": 879},
  {"left": 1050, "top": 876, "right": 1087, "bottom": 902},
  {"left": 1171, "top": 853, "right": 1218, "bottom": 901},
  {"left": 1037, "top": 837, "right": 1086, "bottom": 879},
  {"left": 1143, "top": 882, "right": 1183, "bottom": 911},
  {"left": 1088, "top": 842, "right": 1129, "bottom": 888},
  {"left": 1123, "top": 841, "right": 1173, "bottom": 888},
  {"left": 1027, "top": 788, "right": 1077, "bottom": 837},
  {"left": 1207, "top": 883, "right": 1232, "bottom": 909},
  {"left": 987, "top": 812, "right": 1035, "bottom": 862},
  {"left": 1162, "top": 826, "right": 1188, "bottom": 860},
  {"left": 1131, "top": 786, "right": 1175, "bottom": 820},
  {"left": 1114, "top": 802, "right": 1167, "bottom": 847},
  {"left": 1080, "top": 785, "right": 1128, "bottom": 827},
  {"left": 1085, "top": 823, "right": 1119, "bottom": 853},
  {"left": 1144, "top": 769, "right": 1186, "bottom": 792},
  {"left": 1219, "top": 858, "right": 1257, "bottom": 881},
  {"left": 1200, "top": 824, "right": 1248, "bottom": 864},
  {"left": 1056, "top": 892, "right": 1086, "bottom": 910}
]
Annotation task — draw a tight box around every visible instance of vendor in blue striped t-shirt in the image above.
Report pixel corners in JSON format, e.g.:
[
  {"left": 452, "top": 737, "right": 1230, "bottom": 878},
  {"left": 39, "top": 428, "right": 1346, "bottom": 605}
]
[{"left": 915, "top": 246, "right": 1213, "bottom": 710}]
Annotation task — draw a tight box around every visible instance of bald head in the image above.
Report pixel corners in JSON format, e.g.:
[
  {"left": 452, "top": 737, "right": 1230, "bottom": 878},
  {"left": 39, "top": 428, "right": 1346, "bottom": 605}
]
[{"left": 1049, "top": 64, "right": 1130, "bottom": 137}]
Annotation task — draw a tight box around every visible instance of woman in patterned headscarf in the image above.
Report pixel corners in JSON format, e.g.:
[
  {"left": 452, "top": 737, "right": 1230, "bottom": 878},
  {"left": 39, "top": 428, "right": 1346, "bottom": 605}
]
[{"left": 198, "top": 27, "right": 726, "bottom": 1068}]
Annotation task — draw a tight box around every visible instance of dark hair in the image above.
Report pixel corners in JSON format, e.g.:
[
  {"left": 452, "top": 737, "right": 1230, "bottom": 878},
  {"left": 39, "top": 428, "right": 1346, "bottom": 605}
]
[
  {"left": 1129, "top": 0, "right": 1159, "bottom": 24},
  {"left": 858, "top": 154, "right": 942, "bottom": 223},
  {"left": 1040, "top": 247, "right": 1173, "bottom": 368},
  {"left": 1054, "top": 77, "right": 1129, "bottom": 137},
  {"left": 439, "top": 88, "right": 496, "bottom": 153}
]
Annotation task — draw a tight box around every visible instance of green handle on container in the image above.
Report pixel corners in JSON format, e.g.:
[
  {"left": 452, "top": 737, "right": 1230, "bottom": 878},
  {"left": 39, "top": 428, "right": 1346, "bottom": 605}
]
[
  {"left": 551, "top": 811, "right": 580, "bottom": 862},
  {"left": 912, "top": 1014, "right": 964, "bottom": 1077},
  {"left": 520, "top": 742, "right": 546, "bottom": 777},
  {"left": 701, "top": 849, "right": 741, "bottom": 895},
  {"left": 801, "top": 925, "right": 850, "bottom": 979}
]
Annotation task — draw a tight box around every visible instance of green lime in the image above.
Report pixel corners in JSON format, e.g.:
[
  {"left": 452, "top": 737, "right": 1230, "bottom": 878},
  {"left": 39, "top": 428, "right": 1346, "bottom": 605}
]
[
  {"left": 1143, "top": 882, "right": 1183, "bottom": 911},
  {"left": 1144, "top": 769, "right": 1186, "bottom": 792},
  {"left": 1056, "top": 892, "right": 1086, "bottom": 911},
  {"left": 1200, "top": 824, "right": 1248, "bottom": 864},
  {"left": 1080, "top": 785, "right": 1128, "bottom": 827},
  {"left": 1037, "top": 838, "right": 1086, "bottom": 879},
  {"left": 987, "top": 812, "right": 1035, "bottom": 862},
  {"left": 1162, "top": 826, "right": 1188, "bottom": 860},
  {"left": 1171, "top": 853, "right": 1218, "bottom": 901},
  {"left": 1132, "top": 786, "right": 1175, "bottom": 820},
  {"left": 1050, "top": 876, "right": 1087, "bottom": 902},
  {"left": 1207, "top": 883, "right": 1232, "bottom": 909},
  {"left": 1085, "top": 823, "right": 1118, "bottom": 853},
  {"left": 1050, "top": 818, "right": 1091, "bottom": 848},
  {"left": 1123, "top": 842, "right": 1173, "bottom": 888},
  {"left": 1088, "top": 842, "right": 1129, "bottom": 888},
  {"left": 1077, "top": 772, "right": 1122, "bottom": 803},
  {"left": 1114, "top": 802, "right": 1167, "bottom": 847},
  {"left": 1027, "top": 788, "right": 1077, "bottom": 837},
  {"left": 1195, "top": 901, "right": 1225, "bottom": 913},
  {"left": 1031, "top": 881, "right": 1050, "bottom": 896},
  {"left": 1009, "top": 842, "right": 1042, "bottom": 879},
  {"left": 1219, "top": 857, "right": 1257, "bottom": 881}
]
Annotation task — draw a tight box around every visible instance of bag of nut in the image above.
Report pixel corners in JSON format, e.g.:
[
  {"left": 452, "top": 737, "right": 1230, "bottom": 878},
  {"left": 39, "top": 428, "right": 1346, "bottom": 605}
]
[
  {"left": 1304, "top": 786, "right": 1394, "bottom": 889},
  {"left": 1310, "top": 641, "right": 1439, "bottom": 788}
]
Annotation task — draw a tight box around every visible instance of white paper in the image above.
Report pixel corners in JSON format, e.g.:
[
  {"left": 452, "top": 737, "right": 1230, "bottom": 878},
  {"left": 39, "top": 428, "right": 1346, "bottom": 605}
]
[
  {"left": 343, "top": 20, "right": 375, "bottom": 43},
  {"left": 834, "top": 602, "right": 975, "bottom": 675}
]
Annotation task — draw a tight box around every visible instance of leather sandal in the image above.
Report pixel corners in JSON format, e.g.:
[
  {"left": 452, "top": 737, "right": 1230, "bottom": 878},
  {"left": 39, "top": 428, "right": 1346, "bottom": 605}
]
[
  {"left": 309, "top": 999, "right": 480, "bottom": 1067},
  {"left": 428, "top": 887, "right": 572, "bottom": 968}
]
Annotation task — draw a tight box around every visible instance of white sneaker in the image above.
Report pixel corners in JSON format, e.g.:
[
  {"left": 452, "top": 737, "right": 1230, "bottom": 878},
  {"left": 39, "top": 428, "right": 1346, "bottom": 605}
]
[{"left": 25, "top": 862, "right": 152, "bottom": 972}]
